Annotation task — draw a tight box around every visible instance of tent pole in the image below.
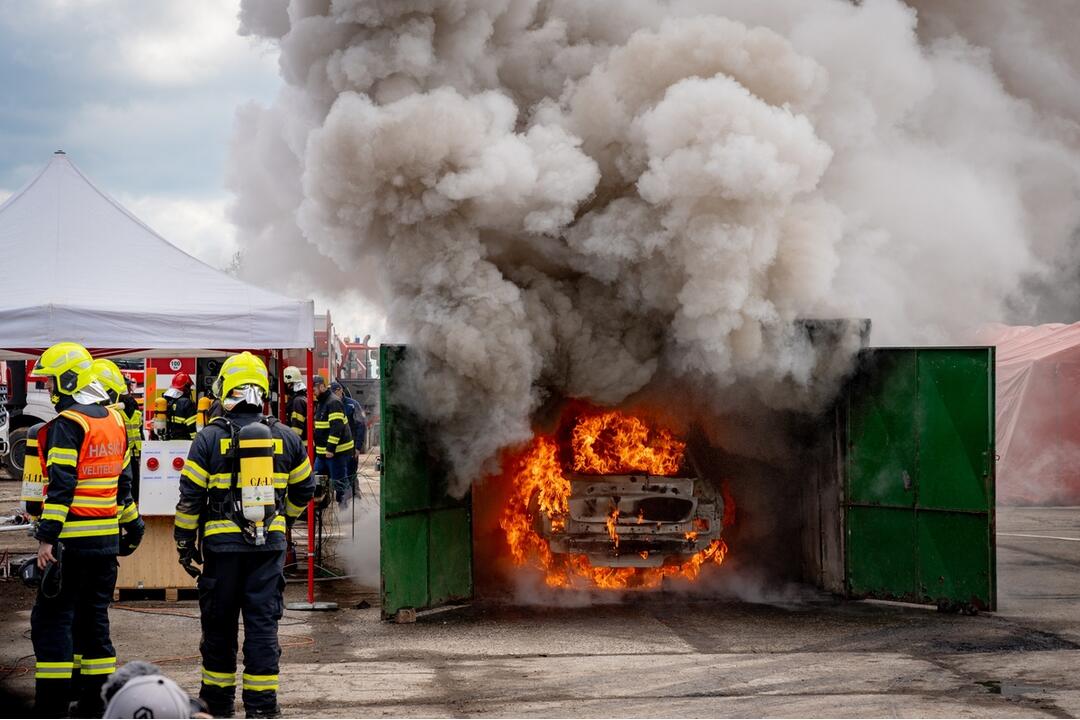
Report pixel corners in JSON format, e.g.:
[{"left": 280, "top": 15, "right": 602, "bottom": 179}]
[
  {"left": 276, "top": 349, "right": 286, "bottom": 422},
  {"left": 306, "top": 347, "right": 316, "bottom": 605}
]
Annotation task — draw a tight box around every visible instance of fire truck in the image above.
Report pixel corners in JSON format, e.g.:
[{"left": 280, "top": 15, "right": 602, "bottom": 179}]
[{"left": 1, "top": 360, "right": 59, "bottom": 476}]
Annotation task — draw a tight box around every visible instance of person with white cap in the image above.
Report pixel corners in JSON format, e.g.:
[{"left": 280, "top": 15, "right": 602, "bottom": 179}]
[{"left": 102, "top": 660, "right": 210, "bottom": 718}]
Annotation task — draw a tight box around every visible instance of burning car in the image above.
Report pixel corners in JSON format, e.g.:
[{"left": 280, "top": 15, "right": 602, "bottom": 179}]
[{"left": 500, "top": 409, "right": 728, "bottom": 589}]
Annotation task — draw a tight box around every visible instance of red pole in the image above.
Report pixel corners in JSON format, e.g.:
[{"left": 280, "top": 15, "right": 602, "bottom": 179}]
[
  {"left": 306, "top": 347, "right": 315, "bottom": 604},
  {"left": 276, "top": 349, "right": 286, "bottom": 422}
]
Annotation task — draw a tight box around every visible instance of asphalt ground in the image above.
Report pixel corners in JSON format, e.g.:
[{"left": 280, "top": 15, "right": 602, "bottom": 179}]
[{"left": 0, "top": 488, "right": 1078, "bottom": 717}]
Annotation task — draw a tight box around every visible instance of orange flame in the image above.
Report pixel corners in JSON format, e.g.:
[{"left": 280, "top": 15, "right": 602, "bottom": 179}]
[
  {"left": 498, "top": 409, "right": 727, "bottom": 590},
  {"left": 572, "top": 411, "right": 686, "bottom": 476}
]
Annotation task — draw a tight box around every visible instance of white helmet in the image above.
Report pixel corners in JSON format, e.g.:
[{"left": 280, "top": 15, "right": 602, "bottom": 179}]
[{"left": 283, "top": 366, "right": 305, "bottom": 392}]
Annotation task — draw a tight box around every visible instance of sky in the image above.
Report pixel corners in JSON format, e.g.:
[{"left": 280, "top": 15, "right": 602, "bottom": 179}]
[{"left": 0, "top": 0, "right": 279, "bottom": 283}]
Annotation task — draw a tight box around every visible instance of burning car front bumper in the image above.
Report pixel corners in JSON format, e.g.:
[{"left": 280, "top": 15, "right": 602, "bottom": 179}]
[{"left": 537, "top": 474, "right": 723, "bottom": 567}]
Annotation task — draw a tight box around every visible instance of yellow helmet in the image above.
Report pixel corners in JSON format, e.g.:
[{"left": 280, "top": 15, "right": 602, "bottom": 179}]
[
  {"left": 92, "top": 358, "right": 126, "bottom": 398},
  {"left": 33, "top": 342, "right": 95, "bottom": 400},
  {"left": 213, "top": 351, "right": 269, "bottom": 399}
]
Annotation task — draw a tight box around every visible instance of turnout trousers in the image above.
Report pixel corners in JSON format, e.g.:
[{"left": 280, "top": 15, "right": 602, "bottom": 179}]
[
  {"left": 31, "top": 553, "right": 119, "bottom": 718},
  {"left": 314, "top": 454, "right": 349, "bottom": 503},
  {"left": 197, "top": 549, "right": 286, "bottom": 717}
]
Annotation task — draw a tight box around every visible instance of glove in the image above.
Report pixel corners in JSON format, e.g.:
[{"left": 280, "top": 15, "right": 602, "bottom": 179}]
[
  {"left": 176, "top": 538, "right": 202, "bottom": 579},
  {"left": 118, "top": 518, "right": 145, "bottom": 557}
]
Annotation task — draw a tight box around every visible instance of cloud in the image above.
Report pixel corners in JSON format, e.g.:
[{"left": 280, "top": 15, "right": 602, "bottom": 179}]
[{"left": 118, "top": 193, "right": 238, "bottom": 270}]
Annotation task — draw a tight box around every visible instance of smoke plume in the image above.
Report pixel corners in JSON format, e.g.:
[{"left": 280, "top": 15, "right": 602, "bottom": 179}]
[{"left": 229, "top": 0, "right": 1080, "bottom": 492}]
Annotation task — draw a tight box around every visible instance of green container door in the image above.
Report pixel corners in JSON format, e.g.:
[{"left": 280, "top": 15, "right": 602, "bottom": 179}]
[
  {"left": 845, "top": 348, "right": 996, "bottom": 611},
  {"left": 380, "top": 345, "right": 473, "bottom": 619}
]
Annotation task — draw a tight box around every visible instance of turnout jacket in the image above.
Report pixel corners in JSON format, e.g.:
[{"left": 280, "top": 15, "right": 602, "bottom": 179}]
[
  {"left": 35, "top": 398, "right": 138, "bottom": 555},
  {"left": 120, "top": 395, "right": 143, "bottom": 456},
  {"left": 174, "top": 411, "right": 314, "bottom": 553},
  {"left": 165, "top": 394, "right": 197, "bottom": 440},
  {"left": 288, "top": 391, "right": 307, "bottom": 440},
  {"left": 314, "top": 390, "right": 353, "bottom": 456}
]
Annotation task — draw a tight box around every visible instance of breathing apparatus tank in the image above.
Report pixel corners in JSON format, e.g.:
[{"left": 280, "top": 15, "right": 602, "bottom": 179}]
[
  {"left": 237, "top": 422, "right": 276, "bottom": 546},
  {"left": 20, "top": 422, "right": 47, "bottom": 519},
  {"left": 196, "top": 396, "right": 211, "bottom": 432},
  {"left": 153, "top": 396, "right": 167, "bottom": 438}
]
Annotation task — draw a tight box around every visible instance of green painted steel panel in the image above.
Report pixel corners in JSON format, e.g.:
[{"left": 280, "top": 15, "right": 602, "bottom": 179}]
[
  {"left": 916, "top": 511, "right": 993, "bottom": 606},
  {"left": 847, "top": 350, "right": 917, "bottom": 507},
  {"left": 381, "top": 513, "right": 429, "bottom": 611},
  {"left": 428, "top": 508, "right": 473, "bottom": 606},
  {"left": 846, "top": 506, "right": 917, "bottom": 600},
  {"left": 380, "top": 345, "right": 473, "bottom": 618},
  {"left": 845, "top": 348, "right": 995, "bottom": 610},
  {"left": 917, "top": 350, "right": 993, "bottom": 512}
]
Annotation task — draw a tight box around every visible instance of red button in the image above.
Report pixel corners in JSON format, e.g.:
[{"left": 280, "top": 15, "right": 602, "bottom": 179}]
[
  {"left": 146, "top": 457, "right": 159, "bottom": 471},
  {"left": 172, "top": 457, "right": 185, "bottom": 471}
]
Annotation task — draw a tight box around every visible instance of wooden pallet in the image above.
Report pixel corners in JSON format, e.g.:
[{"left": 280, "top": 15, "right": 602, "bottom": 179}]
[
  {"left": 113, "top": 586, "right": 199, "bottom": 602},
  {"left": 116, "top": 516, "right": 197, "bottom": 592}
]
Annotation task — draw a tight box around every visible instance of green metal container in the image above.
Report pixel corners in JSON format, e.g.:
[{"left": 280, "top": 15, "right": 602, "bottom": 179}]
[{"left": 379, "top": 345, "right": 996, "bottom": 616}]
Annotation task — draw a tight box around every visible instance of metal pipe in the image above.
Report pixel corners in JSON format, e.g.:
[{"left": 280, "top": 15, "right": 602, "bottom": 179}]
[{"left": 306, "top": 347, "right": 315, "bottom": 605}]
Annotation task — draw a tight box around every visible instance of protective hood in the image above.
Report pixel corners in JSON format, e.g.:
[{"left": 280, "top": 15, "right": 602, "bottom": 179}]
[
  {"left": 73, "top": 380, "right": 110, "bottom": 406},
  {"left": 222, "top": 384, "right": 265, "bottom": 412},
  {"left": 163, "top": 387, "right": 183, "bottom": 399}
]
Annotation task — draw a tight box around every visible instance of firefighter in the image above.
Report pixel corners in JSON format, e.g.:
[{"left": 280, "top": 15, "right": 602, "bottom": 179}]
[
  {"left": 30, "top": 343, "right": 142, "bottom": 717},
  {"left": 163, "top": 371, "right": 197, "bottom": 440},
  {"left": 121, "top": 374, "right": 144, "bottom": 501},
  {"left": 174, "top": 352, "right": 314, "bottom": 718},
  {"left": 283, "top": 366, "right": 307, "bottom": 441},
  {"left": 313, "top": 375, "right": 353, "bottom": 507},
  {"left": 331, "top": 382, "right": 365, "bottom": 498}
]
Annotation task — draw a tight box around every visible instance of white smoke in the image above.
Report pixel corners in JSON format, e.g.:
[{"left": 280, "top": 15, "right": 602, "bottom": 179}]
[{"left": 228, "top": 0, "right": 1080, "bottom": 492}]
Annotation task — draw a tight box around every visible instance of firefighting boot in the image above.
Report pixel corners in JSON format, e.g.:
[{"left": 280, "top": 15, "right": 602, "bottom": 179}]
[{"left": 200, "top": 685, "right": 236, "bottom": 719}]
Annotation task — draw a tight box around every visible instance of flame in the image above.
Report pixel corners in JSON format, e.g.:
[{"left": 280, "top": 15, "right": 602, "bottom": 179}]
[
  {"left": 572, "top": 411, "right": 686, "bottom": 476},
  {"left": 498, "top": 409, "right": 728, "bottom": 590}
]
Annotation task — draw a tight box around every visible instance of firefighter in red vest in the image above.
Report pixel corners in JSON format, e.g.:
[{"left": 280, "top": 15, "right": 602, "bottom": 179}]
[{"left": 29, "top": 343, "right": 140, "bottom": 717}]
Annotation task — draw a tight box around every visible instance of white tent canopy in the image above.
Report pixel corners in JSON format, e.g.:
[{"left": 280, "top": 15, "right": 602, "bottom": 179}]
[{"left": 0, "top": 153, "right": 313, "bottom": 359}]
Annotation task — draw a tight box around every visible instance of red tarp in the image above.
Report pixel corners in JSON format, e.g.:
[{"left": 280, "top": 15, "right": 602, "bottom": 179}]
[{"left": 977, "top": 323, "right": 1080, "bottom": 505}]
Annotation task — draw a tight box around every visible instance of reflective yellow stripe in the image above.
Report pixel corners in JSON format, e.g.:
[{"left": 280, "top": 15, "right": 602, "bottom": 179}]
[
  {"left": 292, "top": 426, "right": 304, "bottom": 436},
  {"left": 209, "top": 473, "right": 233, "bottom": 489},
  {"left": 47, "top": 447, "right": 78, "bottom": 467},
  {"left": 239, "top": 438, "right": 275, "bottom": 449},
  {"left": 202, "top": 666, "right": 236, "bottom": 687},
  {"left": 337, "top": 441, "right": 355, "bottom": 452},
  {"left": 73, "top": 654, "right": 82, "bottom": 670},
  {"left": 273, "top": 472, "right": 288, "bottom": 489},
  {"left": 59, "top": 410, "right": 90, "bottom": 431},
  {"left": 79, "top": 656, "right": 117, "bottom": 675},
  {"left": 182, "top": 416, "right": 198, "bottom": 426},
  {"left": 203, "top": 520, "right": 241, "bottom": 537},
  {"left": 221, "top": 438, "right": 283, "bottom": 454},
  {"left": 269, "top": 515, "right": 286, "bottom": 534},
  {"left": 174, "top": 511, "right": 199, "bottom": 530},
  {"left": 285, "top": 498, "right": 306, "bottom": 518},
  {"left": 181, "top": 460, "right": 209, "bottom": 488},
  {"left": 59, "top": 518, "right": 119, "bottom": 538},
  {"left": 41, "top": 503, "right": 69, "bottom": 523},
  {"left": 313, "top": 421, "right": 330, "bottom": 429},
  {"left": 242, "top": 672, "right": 279, "bottom": 691},
  {"left": 36, "top": 660, "right": 74, "bottom": 679},
  {"left": 315, "top": 446, "right": 327, "bottom": 454},
  {"left": 327, "top": 435, "right": 339, "bottom": 445},
  {"left": 71, "top": 496, "right": 117, "bottom": 508},
  {"left": 289, "top": 462, "right": 311, "bottom": 484},
  {"left": 328, "top": 412, "right": 346, "bottom": 422},
  {"left": 77, "top": 477, "right": 118, "bottom": 489},
  {"left": 119, "top": 503, "right": 140, "bottom": 523},
  {"left": 290, "top": 412, "right": 305, "bottom": 422}
]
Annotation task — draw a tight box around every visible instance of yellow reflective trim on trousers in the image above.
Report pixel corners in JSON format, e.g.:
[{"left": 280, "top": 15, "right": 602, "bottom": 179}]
[
  {"left": 242, "top": 673, "right": 279, "bottom": 691},
  {"left": 203, "top": 520, "right": 241, "bottom": 537},
  {"left": 79, "top": 656, "right": 116, "bottom": 675},
  {"left": 36, "top": 660, "right": 74, "bottom": 679},
  {"left": 59, "top": 518, "right": 119, "bottom": 538},
  {"left": 202, "top": 667, "right": 236, "bottom": 687}
]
